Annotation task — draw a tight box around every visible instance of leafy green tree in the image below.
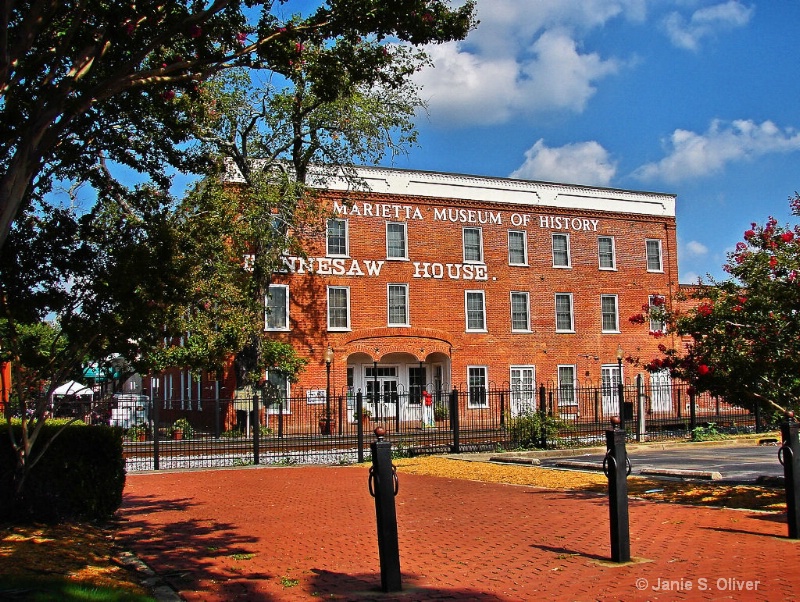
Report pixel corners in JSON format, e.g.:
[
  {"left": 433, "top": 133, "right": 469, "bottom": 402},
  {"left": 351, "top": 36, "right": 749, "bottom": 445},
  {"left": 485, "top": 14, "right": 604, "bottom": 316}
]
[
  {"left": 0, "top": 0, "right": 477, "bottom": 250},
  {"left": 634, "top": 194, "right": 800, "bottom": 419},
  {"left": 0, "top": 192, "right": 189, "bottom": 505},
  {"left": 1, "top": 0, "right": 475, "bottom": 511},
  {"left": 161, "top": 22, "right": 435, "bottom": 386}
]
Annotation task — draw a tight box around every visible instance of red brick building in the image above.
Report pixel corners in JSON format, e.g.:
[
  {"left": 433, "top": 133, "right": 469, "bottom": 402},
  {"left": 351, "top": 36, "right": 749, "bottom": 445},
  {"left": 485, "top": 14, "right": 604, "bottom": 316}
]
[
  {"left": 146, "top": 167, "right": 684, "bottom": 432},
  {"left": 259, "top": 167, "right": 680, "bottom": 422}
]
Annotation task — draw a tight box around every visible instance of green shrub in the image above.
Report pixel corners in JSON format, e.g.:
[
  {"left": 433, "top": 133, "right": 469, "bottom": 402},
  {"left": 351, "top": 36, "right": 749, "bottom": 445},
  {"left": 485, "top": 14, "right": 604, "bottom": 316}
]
[
  {"left": 0, "top": 419, "right": 126, "bottom": 523},
  {"left": 691, "top": 422, "right": 730, "bottom": 442},
  {"left": 508, "top": 410, "right": 571, "bottom": 449}
]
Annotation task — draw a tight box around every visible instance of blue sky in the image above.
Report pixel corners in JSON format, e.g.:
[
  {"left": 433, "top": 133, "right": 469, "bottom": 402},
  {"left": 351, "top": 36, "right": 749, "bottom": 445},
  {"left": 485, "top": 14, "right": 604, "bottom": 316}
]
[{"left": 379, "top": 1, "right": 800, "bottom": 284}]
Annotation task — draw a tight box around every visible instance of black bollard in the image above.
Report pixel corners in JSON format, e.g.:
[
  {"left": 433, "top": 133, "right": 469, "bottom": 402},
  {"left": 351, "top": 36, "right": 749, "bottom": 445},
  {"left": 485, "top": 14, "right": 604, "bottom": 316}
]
[
  {"left": 369, "top": 426, "right": 402, "bottom": 592},
  {"left": 604, "top": 417, "right": 631, "bottom": 562},
  {"left": 779, "top": 411, "right": 800, "bottom": 539}
]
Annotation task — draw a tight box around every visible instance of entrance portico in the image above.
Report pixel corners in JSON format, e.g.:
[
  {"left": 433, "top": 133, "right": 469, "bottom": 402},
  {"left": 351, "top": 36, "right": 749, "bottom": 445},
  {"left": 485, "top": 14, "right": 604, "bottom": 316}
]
[{"left": 339, "top": 330, "right": 452, "bottom": 423}]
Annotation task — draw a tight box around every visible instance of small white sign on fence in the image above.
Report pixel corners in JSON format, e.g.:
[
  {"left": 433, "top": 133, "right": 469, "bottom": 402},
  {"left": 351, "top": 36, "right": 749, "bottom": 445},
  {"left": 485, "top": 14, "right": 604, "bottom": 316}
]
[{"left": 306, "top": 389, "right": 326, "bottom": 405}]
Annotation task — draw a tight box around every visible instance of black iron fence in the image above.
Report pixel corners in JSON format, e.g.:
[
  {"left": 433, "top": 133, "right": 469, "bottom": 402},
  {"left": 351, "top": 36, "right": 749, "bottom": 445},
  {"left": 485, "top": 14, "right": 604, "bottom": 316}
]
[{"left": 48, "top": 379, "right": 759, "bottom": 471}]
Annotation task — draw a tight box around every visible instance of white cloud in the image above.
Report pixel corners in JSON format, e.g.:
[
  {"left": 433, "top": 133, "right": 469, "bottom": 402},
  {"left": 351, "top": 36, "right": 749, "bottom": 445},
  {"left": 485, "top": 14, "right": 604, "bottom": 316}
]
[
  {"left": 679, "top": 270, "right": 703, "bottom": 284},
  {"left": 633, "top": 119, "right": 800, "bottom": 184},
  {"left": 411, "top": 2, "right": 642, "bottom": 126},
  {"left": 510, "top": 139, "right": 617, "bottom": 186},
  {"left": 416, "top": 31, "right": 620, "bottom": 126},
  {"left": 663, "top": 1, "right": 754, "bottom": 51},
  {"left": 684, "top": 240, "right": 709, "bottom": 257}
]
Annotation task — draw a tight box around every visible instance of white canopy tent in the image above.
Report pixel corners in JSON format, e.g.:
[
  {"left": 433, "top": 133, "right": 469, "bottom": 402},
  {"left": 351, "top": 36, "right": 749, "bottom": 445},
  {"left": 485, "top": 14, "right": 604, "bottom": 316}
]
[{"left": 50, "top": 380, "right": 94, "bottom": 400}]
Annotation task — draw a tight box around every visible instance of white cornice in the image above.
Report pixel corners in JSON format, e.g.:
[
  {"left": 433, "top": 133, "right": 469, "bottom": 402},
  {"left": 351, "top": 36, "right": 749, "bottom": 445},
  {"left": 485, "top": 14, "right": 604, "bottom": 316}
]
[{"left": 225, "top": 161, "right": 676, "bottom": 218}]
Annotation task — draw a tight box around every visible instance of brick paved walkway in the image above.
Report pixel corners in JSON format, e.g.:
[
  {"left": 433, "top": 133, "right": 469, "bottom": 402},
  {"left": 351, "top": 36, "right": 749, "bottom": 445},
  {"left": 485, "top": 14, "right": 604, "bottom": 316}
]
[{"left": 118, "top": 465, "right": 799, "bottom": 601}]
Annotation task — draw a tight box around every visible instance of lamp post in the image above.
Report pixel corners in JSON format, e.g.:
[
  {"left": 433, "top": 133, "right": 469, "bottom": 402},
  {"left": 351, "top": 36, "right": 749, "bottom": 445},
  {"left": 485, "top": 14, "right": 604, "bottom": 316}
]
[
  {"left": 616, "top": 344, "right": 625, "bottom": 430},
  {"left": 324, "top": 346, "right": 334, "bottom": 428}
]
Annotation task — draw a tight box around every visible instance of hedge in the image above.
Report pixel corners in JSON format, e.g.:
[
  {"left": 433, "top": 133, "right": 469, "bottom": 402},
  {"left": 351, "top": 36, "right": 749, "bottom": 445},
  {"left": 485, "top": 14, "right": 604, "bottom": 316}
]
[{"left": 0, "top": 420, "right": 126, "bottom": 523}]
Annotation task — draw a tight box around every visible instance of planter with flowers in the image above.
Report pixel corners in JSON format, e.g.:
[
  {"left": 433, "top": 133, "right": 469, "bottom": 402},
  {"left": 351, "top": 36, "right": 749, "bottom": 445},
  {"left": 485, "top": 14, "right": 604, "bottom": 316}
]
[
  {"left": 170, "top": 418, "right": 194, "bottom": 440},
  {"left": 128, "top": 423, "right": 148, "bottom": 442}
]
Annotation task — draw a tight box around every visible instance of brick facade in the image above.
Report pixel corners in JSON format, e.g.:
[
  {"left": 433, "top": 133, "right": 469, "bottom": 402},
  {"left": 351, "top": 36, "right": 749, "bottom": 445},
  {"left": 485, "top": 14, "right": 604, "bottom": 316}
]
[
  {"left": 267, "top": 168, "right": 681, "bottom": 410},
  {"left": 147, "top": 167, "right": 682, "bottom": 429}
]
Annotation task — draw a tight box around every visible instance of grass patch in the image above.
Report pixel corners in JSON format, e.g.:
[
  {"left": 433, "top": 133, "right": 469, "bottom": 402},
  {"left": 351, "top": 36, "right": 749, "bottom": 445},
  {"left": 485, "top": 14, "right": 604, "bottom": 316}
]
[{"left": 0, "top": 575, "right": 154, "bottom": 601}]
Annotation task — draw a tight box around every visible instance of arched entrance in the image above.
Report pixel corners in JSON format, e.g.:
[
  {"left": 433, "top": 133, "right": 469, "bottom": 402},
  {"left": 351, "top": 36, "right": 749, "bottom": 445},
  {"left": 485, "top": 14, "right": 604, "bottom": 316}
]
[{"left": 342, "top": 333, "right": 452, "bottom": 425}]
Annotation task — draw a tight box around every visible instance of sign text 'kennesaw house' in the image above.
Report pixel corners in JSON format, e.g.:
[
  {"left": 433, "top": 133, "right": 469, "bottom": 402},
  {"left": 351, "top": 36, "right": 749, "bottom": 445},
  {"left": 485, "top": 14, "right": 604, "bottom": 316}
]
[
  {"left": 280, "top": 256, "right": 488, "bottom": 281},
  {"left": 332, "top": 201, "right": 601, "bottom": 231}
]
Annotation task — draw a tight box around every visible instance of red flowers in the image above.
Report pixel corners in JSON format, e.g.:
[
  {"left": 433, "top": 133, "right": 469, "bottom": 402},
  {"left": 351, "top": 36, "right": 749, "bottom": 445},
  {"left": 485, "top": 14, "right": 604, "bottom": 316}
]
[
  {"left": 782, "top": 232, "right": 794, "bottom": 243},
  {"left": 628, "top": 313, "right": 646, "bottom": 325},
  {"left": 696, "top": 303, "right": 713, "bottom": 317},
  {"left": 744, "top": 229, "right": 756, "bottom": 240},
  {"left": 697, "top": 364, "right": 710, "bottom": 376},
  {"left": 188, "top": 24, "right": 203, "bottom": 39}
]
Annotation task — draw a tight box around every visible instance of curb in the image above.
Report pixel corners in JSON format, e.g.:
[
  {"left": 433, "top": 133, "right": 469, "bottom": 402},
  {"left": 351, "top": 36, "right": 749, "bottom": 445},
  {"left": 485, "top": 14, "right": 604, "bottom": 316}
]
[
  {"left": 452, "top": 432, "right": 781, "bottom": 465},
  {"left": 639, "top": 468, "right": 722, "bottom": 480},
  {"left": 116, "top": 550, "right": 182, "bottom": 601}
]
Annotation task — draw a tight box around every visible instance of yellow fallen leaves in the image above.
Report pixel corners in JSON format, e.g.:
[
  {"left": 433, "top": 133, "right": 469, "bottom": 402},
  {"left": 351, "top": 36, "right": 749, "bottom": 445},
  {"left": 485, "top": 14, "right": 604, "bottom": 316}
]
[
  {"left": 394, "top": 456, "right": 785, "bottom": 511},
  {"left": 0, "top": 522, "right": 148, "bottom": 595}
]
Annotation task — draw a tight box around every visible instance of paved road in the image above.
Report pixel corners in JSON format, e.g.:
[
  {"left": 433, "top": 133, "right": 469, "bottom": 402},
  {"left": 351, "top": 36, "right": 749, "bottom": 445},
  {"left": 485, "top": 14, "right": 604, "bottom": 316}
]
[
  {"left": 120, "top": 462, "right": 799, "bottom": 601},
  {"left": 538, "top": 441, "right": 785, "bottom": 482}
]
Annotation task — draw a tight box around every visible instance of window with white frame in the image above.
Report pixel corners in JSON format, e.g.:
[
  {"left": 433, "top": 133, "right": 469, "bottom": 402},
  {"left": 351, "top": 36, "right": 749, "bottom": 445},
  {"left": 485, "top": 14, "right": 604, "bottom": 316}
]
[
  {"left": 555, "top": 293, "right": 574, "bottom": 332},
  {"left": 468, "top": 366, "right": 488, "bottom": 408},
  {"left": 646, "top": 239, "right": 663, "bottom": 272},
  {"left": 465, "top": 290, "right": 487, "bottom": 331},
  {"left": 326, "top": 218, "right": 349, "bottom": 256},
  {"left": 558, "top": 365, "right": 577, "bottom": 411},
  {"left": 601, "top": 294, "right": 619, "bottom": 332},
  {"left": 327, "top": 286, "right": 350, "bottom": 330},
  {"left": 650, "top": 369, "right": 672, "bottom": 412},
  {"left": 649, "top": 294, "right": 666, "bottom": 333},
  {"left": 508, "top": 230, "right": 528, "bottom": 265},
  {"left": 510, "top": 292, "right": 530, "bottom": 332},
  {"left": 552, "top": 233, "right": 571, "bottom": 267},
  {"left": 386, "top": 222, "right": 407, "bottom": 259},
  {"left": 598, "top": 236, "right": 616, "bottom": 270},
  {"left": 463, "top": 227, "right": 483, "bottom": 263},
  {"left": 387, "top": 284, "right": 409, "bottom": 326},
  {"left": 510, "top": 366, "right": 536, "bottom": 410},
  {"left": 265, "top": 284, "right": 289, "bottom": 331}
]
